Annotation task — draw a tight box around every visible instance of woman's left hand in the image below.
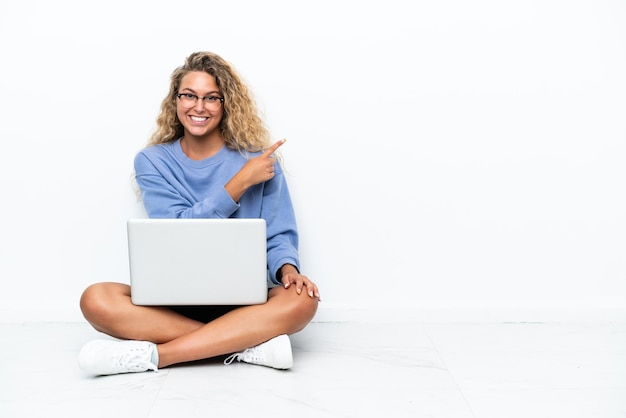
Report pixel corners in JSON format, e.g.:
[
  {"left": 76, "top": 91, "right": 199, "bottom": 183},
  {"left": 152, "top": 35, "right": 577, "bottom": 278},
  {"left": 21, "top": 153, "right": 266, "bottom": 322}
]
[{"left": 280, "top": 265, "right": 321, "bottom": 301}]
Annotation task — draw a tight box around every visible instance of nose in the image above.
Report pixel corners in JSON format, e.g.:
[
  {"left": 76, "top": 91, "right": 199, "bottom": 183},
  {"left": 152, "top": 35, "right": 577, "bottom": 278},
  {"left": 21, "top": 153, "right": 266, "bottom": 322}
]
[{"left": 194, "top": 99, "right": 206, "bottom": 111}]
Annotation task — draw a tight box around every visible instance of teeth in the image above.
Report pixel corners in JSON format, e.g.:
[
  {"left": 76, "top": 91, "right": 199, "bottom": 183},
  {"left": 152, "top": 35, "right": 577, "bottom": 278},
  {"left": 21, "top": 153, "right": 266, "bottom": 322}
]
[{"left": 191, "top": 116, "right": 208, "bottom": 122}]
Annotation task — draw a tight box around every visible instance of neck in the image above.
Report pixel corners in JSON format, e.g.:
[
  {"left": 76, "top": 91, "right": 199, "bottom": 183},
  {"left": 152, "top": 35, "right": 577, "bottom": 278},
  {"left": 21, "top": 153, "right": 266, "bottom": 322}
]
[{"left": 180, "top": 135, "right": 225, "bottom": 160}]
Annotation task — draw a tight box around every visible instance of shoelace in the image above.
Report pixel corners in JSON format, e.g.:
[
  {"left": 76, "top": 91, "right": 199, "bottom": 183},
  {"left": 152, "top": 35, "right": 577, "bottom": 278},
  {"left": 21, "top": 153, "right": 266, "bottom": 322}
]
[
  {"left": 223, "top": 352, "right": 240, "bottom": 365},
  {"left": 223, "top": 346, "right": 260, "bottom": 365},
  {"left": 114, "top": 346, "right": 156, "bottom": 371}
]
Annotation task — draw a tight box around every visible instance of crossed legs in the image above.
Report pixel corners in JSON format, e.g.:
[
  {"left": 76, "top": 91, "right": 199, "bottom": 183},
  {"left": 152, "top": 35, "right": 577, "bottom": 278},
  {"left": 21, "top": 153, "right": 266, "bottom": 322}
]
[{"left": 79, "top": 282, "right": 318, "bottom": 368}]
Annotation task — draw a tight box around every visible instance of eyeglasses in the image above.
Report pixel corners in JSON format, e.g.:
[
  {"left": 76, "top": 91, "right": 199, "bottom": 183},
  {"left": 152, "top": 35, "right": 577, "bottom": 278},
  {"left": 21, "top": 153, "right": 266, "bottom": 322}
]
[{"left": 176, "top": 93, "right": 224, "bottom": 109}]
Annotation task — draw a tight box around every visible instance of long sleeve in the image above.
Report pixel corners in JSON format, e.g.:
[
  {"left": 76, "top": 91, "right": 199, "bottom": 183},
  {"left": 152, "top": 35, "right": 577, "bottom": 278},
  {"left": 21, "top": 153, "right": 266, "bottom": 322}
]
[{"left": 134, "top": 151, "right": 239, "bottom": 219}]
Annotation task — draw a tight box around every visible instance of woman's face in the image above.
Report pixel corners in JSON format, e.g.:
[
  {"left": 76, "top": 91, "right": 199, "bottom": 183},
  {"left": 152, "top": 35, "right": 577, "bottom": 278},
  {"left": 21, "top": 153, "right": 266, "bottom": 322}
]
[{"left": 176, "top": 71, "right": 224, "bottom": 141}]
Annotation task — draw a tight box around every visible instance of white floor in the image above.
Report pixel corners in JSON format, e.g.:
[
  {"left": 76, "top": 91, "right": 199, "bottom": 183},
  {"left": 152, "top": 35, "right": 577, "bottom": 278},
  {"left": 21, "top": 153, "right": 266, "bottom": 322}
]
[{"left": 1, "top": 319, "right": 625, "bottom": 418}]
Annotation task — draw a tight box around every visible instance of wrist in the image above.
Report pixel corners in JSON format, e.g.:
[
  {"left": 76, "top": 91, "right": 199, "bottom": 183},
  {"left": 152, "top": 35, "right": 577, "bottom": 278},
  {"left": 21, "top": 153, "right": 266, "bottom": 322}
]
[
  {"left": 277, "top": 263, "right": 299, "bottom": 281},
  {"left": 281, "top": 264, "right": 298, "bottom": 274},
  {"left": 224, "top": 175, "right": 248, "bottom": 203}
]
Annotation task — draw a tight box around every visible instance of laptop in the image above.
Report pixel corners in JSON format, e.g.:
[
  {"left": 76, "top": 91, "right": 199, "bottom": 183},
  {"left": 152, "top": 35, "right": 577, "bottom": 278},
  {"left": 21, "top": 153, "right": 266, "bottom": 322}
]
[{"left": 127, "top": 218, "right": 268, "bottom": 306}]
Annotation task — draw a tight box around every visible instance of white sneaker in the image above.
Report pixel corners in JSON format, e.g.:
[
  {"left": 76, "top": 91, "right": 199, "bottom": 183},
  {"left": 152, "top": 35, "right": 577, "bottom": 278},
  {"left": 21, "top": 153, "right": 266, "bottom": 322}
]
[
  {"left": 224, "top": 334, "right": 293, "bottom": 369},
  {"left": 79, "top": 339, "right": 158, "bottom": 375}
]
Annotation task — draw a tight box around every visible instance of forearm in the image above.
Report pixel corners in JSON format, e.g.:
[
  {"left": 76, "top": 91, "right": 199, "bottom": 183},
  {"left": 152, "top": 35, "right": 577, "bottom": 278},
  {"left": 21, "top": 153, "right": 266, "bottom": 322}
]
[{"left": 224, "top": 172, "right": 251, "bottom": 203}]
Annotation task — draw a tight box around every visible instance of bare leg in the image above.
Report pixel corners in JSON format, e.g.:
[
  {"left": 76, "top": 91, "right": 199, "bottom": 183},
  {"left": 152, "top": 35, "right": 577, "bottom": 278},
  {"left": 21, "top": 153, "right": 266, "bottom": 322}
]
[
  {"left": 80, "top": 282, "right": 318, "bottom": 368},
  {"left": 80, "top": 282, "right": 205, "bottom": 343}
]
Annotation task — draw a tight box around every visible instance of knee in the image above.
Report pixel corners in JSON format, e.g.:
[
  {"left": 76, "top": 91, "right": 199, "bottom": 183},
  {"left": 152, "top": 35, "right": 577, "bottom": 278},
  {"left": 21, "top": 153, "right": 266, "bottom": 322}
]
[
  {"left": 79, "top": 283, "right": 115, "bottom": 323},
  {"left": 283, "top": 292, "right": 318, "bottom": 333}
]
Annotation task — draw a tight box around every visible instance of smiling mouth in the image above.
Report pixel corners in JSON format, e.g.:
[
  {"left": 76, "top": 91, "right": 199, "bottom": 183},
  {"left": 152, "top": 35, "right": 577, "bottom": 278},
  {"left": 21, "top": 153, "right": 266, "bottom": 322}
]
[{"left": 190, "top": 116, "right": 209, "bottom": 122}]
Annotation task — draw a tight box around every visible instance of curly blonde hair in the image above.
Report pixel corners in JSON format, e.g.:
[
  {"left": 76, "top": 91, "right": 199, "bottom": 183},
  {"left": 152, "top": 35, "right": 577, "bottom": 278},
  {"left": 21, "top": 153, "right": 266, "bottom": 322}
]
[{"left": 148, "top": 51, "right": 270, "bottom": 153}]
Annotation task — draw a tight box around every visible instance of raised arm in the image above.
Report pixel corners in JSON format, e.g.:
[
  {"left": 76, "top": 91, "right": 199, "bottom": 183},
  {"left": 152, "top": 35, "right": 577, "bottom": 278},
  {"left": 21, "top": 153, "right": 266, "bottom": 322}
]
[{"left": 225, "top": 139, "right": 286, "bottom": 203}]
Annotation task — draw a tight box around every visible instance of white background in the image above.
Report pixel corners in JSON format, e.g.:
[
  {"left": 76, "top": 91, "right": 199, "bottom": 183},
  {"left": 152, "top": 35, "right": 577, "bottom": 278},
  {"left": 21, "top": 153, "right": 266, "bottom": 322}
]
[{"left": 1, "top": 0, "right": 625, "bottom": 322}]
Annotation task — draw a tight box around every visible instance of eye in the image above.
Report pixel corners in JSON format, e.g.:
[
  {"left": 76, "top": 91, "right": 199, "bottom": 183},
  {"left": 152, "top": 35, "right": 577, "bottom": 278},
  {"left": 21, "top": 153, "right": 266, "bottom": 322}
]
[
  {"left": 205, "top": 96, "right": 221, "bottom": 102},
  {"left": 183, "top": 93, "right": 197, "bottom": 99}
]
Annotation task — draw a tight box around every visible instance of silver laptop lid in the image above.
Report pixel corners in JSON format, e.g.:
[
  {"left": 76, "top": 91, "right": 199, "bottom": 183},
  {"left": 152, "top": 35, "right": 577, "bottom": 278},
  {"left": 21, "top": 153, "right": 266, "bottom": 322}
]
[{"left": 127, "top": 218, "right": 267, "bottom": 306}]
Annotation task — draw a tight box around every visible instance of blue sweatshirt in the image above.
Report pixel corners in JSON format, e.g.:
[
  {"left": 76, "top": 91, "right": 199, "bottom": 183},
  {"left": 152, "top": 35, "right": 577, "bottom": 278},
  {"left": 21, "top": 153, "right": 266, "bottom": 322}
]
[{"left": 133, "top": 139, "right": 300, "bottom": 285}]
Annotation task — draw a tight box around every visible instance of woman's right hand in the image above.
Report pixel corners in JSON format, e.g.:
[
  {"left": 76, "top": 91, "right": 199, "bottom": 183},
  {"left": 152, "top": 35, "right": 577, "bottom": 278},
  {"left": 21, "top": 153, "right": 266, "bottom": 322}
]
[{"left": 225, "top": 139, "right": 286, "bottom": 202}]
